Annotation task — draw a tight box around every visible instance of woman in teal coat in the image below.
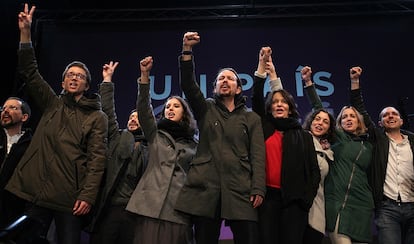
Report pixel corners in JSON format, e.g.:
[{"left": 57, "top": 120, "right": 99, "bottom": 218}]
[{"left": 305, "top": 66, "right": 375, "bottom": 243}]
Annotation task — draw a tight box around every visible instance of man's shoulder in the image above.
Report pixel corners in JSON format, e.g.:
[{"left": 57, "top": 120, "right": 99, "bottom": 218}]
[
  {"left": 84, "top": 109, "right": 108, "bottom": 126},
  {"left": 21, "top": 128, "right": 34, "bottom": 139},
  {"left": 238, "top": 106, "right": 262, "bottom": 122},
  {"left": 95, "top": 110, "right": 109, "bottom": 121},
  {"left": 402, "top": 129, "right": 414, "bottom": 137}
]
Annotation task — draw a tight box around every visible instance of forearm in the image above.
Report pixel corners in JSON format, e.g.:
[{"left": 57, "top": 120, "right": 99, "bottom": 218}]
[
  {"left": 350, "top": 88, "right": 374, "bottom": 128},
  {"left": 18, "top": 47, "right": 57, "bottom": 110},
  {"left": 20, "top": 28, "right": 31, "bottom": 44},
  {"left": 179, "top": 59, "right": 207, "bottom": 120},
  {"left": 137, "top": 82, "right": 157, "bottom": 142},
  {"left": 251, "top": 75, "right": 266, "bottom": 116},
  {"left": 99, "top": 82, "right": 119, "bottom": 140},
  {"left": 304, "top": 83, "right": 323, "bottom": 110}
]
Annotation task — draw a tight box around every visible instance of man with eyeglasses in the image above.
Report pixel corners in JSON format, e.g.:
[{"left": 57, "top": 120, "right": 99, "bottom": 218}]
[
  {"left": 0, "top": 97, "right": 32, "bottom": 229},
  {"left": 5, "top": 4, "right": 108, "bottom": 244}
]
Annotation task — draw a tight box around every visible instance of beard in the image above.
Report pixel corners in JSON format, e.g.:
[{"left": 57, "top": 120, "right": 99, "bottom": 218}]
[
  {"left": 220, "top": 93, "right": 232, "bottom": 97},
  {"left": 1, "top": 118, "right": 19, "bottom": 129},
  {"left": 217, "top": 89, "right": 235, "bottom": 97}
]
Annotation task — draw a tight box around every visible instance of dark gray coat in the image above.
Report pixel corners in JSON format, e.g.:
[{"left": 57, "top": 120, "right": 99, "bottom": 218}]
[{"left": 126, "top": 83, "right": 197, "bottom": 224}]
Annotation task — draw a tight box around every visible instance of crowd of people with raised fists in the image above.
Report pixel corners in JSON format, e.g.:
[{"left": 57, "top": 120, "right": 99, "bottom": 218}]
[{"left": 1, "top": 3, "right": 413, "bottom": 244}]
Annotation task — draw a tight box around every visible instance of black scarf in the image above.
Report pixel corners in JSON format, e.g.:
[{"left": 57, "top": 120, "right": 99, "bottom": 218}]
[
  {"left": 157, "top": 118, "right": 194, "bottom": 140},
  {"left": 267, "top": 115, "right": 312, "bottom": 206},
  {"left": 267, "top": 115, "right": 302, "bottom": 131},
  {"left": 213, "top": 93, "right": 247, "bottom": 112}
]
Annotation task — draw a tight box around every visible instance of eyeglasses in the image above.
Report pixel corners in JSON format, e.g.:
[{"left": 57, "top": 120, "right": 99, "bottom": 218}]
[
  {"left": 65, "top": 72, "right": 87, "bottom": 80},
  {"left": 1, "top": 105, "right": 20, "bottom": 112}
]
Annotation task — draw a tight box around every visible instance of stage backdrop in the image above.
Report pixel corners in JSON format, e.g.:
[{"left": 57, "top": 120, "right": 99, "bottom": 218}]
[{"left": 32, "top": 14, "right": 414, "bottom": 131}]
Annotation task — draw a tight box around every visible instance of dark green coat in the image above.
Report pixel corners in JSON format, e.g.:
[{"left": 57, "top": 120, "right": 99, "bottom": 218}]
[
  {"left": 87, "top": 82, "right": 146, "bottom": 232},
  {"left": 305, "top": 84, "right": 374, "bottom": 242},
  {"left": 325, "top": 131, "right": 374, "bottom": 242},
  {"left": 174, "top": 59, "right": 266, "bottom": 221},
  {"left": 6, "top": 47, "right": 108, "bottom": 213}
]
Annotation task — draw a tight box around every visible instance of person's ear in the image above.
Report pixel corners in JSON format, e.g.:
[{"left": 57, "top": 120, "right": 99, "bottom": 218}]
[
  {"left": 236, "top": 86, "right": 242, "bottom": 95},
  {"left": 21, "top": 113, "right": 29, "bottom": 123}
]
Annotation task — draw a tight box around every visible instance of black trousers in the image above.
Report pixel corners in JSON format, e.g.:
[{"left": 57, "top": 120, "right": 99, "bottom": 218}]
[
  {"left": 18, "top": 204, "right": 87, "bottom": 244},
  {"left": 303, "top": 224, "right": 324, "bottom": 244},
  {"left": 258, "top": 187, "right": 308, "bottom": 244},
  {"left": 193, "top": 216, "right": 259, "bottom": 244},
  {"left": 0, "top": 190, "right": 27, "bottom": 228},
  {"left": 89, "top": 205, "right": 136, "bottom": 244}
]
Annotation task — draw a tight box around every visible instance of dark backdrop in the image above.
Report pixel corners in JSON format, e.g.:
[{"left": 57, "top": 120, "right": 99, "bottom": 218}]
[{"left": 2, "top": 3, "right": 414, "bottom": 132}]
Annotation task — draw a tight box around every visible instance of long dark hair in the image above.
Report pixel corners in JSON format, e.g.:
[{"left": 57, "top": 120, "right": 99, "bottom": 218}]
[
  {"left": 265, "top": 89, "right": 300, "bottom": 119},
  {"left": 160, "top": 95, "right": 198, "bottom": 135},
  {"left": 303, "top": 108, "right": 336, "bottom": 142}
]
